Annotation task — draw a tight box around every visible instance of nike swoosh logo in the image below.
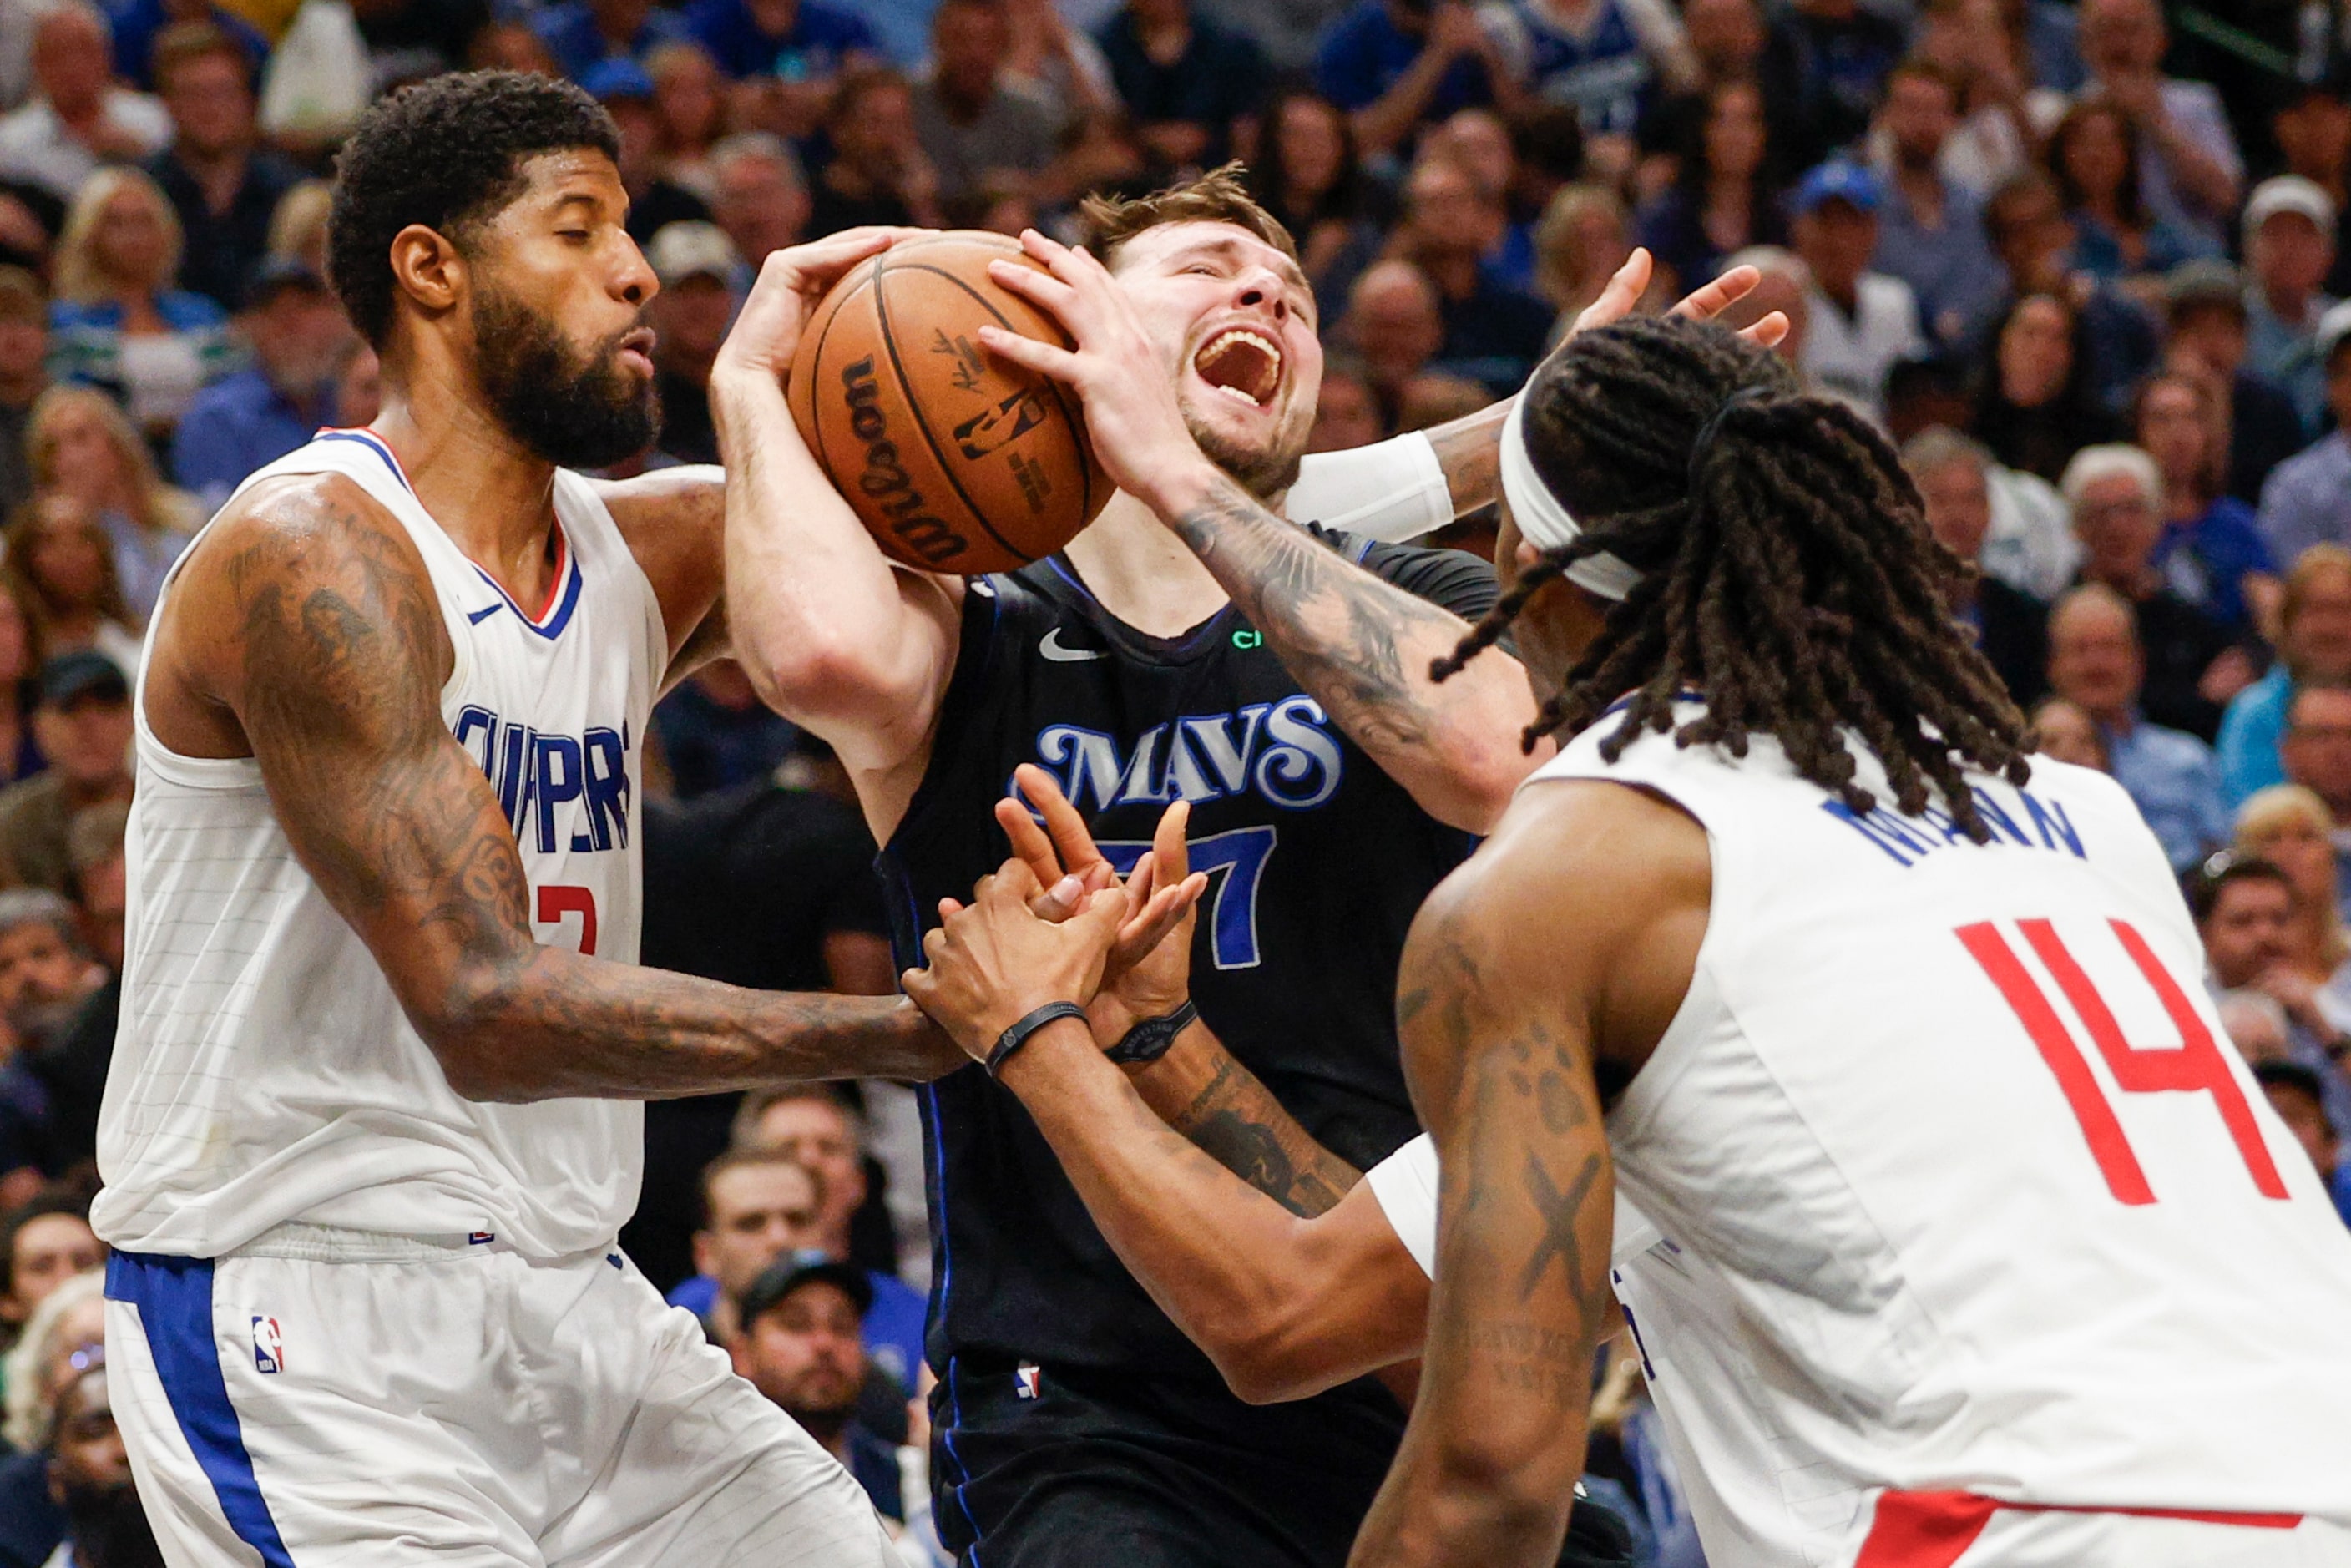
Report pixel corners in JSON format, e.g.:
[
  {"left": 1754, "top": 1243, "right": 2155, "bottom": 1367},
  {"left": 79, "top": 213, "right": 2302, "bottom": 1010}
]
[
  {"left": 1039, "top": 627, "right": 1105, "bottom": 663},
  {"left": 467, "top": 602, "right": 505, "bottom": 625}
]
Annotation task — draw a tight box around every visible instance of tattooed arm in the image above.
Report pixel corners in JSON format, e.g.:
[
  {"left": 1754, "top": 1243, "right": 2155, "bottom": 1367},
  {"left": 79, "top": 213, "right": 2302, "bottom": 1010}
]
[
  {"left": 143, "top": 473, "right": 963, "bottom": 1102},
  {"left": 1351, "top": 780, "right": 1709, "bottom": 1568}
]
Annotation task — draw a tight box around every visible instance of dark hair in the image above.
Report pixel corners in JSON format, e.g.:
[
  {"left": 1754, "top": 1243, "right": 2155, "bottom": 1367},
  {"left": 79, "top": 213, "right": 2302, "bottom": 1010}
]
[
  {"left": 1249, "top": 88, "right": 1368, "bottom": 233},
  {"left": 1079, "top": 163, "right": 1297, "bottom": 266},
  {"left": 2253, "top": 1060, "right": 2334, "bottom": 1131},
  {"left": 328, "top": 70, "right": 619, "bottom": 347},
  {"left": 2048, "top": 98, "right": 2146, "bottom": 232},
  {"left": 1, "top": 1192, "right": 91, "bottom": 1305},
  {"left": 2183, "top": 849, "right": 2292, "bottom": 924},
  {"left": 1435, "top": 316, "right": 2032, "bottom": 839},
  {"left": 1973, "top": 291, "right": 2110, "bottom": 483},
  {"left": 1678, "top": 78, "right": 1780, "bottom": 202}
]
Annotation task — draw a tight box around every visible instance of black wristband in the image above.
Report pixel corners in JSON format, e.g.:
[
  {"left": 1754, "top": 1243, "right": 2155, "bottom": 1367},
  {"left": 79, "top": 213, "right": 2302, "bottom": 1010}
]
[
  {"left": 1105, "top": 999, "right": 1199, "bottom": 1065},
  {"left": 985, "top": 1001, "right": 1088, "bottom": 1077}
]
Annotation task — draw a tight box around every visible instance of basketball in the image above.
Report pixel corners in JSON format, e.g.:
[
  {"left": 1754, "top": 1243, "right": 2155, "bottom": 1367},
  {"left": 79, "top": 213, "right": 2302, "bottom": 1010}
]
[{"left": 788, "top": 230, "right": 1110, "bottom": 576}]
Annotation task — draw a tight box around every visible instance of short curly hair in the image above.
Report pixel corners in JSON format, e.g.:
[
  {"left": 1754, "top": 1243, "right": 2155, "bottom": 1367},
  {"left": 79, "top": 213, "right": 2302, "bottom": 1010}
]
[{"left": 328, "top": 70, "right": 619, "bottom": 347}]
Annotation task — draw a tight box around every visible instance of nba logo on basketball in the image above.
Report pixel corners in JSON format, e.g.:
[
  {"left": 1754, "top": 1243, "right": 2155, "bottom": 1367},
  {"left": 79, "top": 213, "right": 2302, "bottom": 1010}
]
[{"left": 251, "top": 1316, "right": 286, "bottom": 1375}]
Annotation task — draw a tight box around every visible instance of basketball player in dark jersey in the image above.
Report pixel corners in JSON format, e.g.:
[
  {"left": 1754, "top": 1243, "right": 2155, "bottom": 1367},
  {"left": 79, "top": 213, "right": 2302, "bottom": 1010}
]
[{"left": 715, "top": 173, "right": 1773, "bottom": 1568}]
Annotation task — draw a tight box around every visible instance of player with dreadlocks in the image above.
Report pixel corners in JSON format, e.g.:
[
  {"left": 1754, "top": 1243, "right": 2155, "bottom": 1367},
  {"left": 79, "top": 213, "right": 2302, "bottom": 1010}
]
[{"left": 892, "top": 306, "right": 2351, "bottom": 1568}]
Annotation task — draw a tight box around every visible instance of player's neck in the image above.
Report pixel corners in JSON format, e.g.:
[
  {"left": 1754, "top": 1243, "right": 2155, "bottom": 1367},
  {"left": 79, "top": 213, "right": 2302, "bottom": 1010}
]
[
  {"left": 1064, "top": 492, "right": 1232, "bottom": 639},
  {"left": 368, "top": 383, "right": 564, "bottom": 605}
]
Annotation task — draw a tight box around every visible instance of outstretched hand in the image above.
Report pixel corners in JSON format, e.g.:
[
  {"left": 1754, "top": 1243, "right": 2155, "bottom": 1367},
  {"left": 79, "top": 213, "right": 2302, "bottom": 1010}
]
[
  {"left": 1565, "top": 247, "right": 1790, "bottom": 351},
  {"left": 712, "top": 225, "right": 923, "bottom": 386},
  {"left": 902, "top": 860, "right": 1132, "bottom": 1063},
  {"left": 995, "top": 763, "right": 1206, "bottom": 1040}
]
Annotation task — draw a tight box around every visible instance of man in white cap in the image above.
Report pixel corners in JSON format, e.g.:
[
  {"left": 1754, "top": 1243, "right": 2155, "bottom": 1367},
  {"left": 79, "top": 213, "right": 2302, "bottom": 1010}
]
[
  {"left": 645, "top": 218, "right": 741, "bottom": 465},
  {"left": 2243, "top": 174, "right": 2341, "bottom": 433}
]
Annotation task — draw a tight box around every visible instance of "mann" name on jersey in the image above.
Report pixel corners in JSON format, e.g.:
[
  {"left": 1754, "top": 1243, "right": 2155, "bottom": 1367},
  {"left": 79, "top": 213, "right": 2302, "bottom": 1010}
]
[
  {"left": 452, "top": 706, "right": 633, "bottom": 856},
  {"left": 1825, "top": 782, "right": 2085, "bottom": 869},
  {"left": 1032, "top": 696, "right": 1345, "bottom": 812}
]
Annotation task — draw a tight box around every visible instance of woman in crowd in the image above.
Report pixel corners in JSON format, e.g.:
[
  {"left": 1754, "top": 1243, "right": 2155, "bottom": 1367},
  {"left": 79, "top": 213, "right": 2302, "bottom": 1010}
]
[
  {"left": 1973, "top": 291, "right": 2113, "bottom": 483},
  {"left": 648, "top": 42, "right": 729, "bottom": 202},
  {"left": 2046, "top": 99, "right": 2208, "bottom": 284},
  {"left": 2134, "top": 369, "right": 2275, "bottom": 637},
  {"left": 0, "top": 1268, "right": 101, "bottom": 1455},
  {"left": 0, "top": 579, "right": 48, "bottom": 787},
  {"left": 27, "top": 385, "right": 198, "bottom": 622},
  {"left": 2235, "top": 785, "right": 2351, "bottom": 1012},
  {"left": 1533, "top": 183, "right": 1638, "bottom": 339},
  {"left": 44, "top": 169, "right": 237, "bottom": 442},
  {"left": 266, "top": 180, "right": 335, "bottom": 281},
  {"left": 2031, "top": 696, "right": 2111, "bottom": 771},
  {"left": 3, "top": 493, "right": 142, "bottom": 677},
  {"left": 1633, "top": 78, "right": 1784, "bottom": 299},
  {"left": 1250, "top": 89, "right": 1389, "bottom": 305}
]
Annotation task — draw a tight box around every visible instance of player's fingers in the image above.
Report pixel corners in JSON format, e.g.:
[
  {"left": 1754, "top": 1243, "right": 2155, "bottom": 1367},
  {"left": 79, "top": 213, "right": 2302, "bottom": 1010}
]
[
  {"left": 1027, "top": 873, "right": 1085, "bottom": 922},
  {"left": 1567, "top": 246, "right": 1653, "bottom": 336},
  {"left": 938, "top": 897, "right": 965, "bottom": 920},
  {"left": 974, "top": 324, "right": 1079, "bottom": 382},
  {"left": 1123, "top": 849, "right": 1158, "bottom": 906},
  {"left": 1668, "top": 261, "right": 1760, "bottom": 322},
  {"left": 1152, "top": 799, "right": 1191, "bottom": 883},
  {"left": 1019, "top": 763, "right": 1113, "bottom": 878},
  {"left": 774, "top": 228, "right": 893, "bottom": 291},
  {"left": 986, "top": 257, "right": 1083, "bottom": 319},
  {"left": 1072, "top": 883, "right": 1131, "bottom": 948},
  {"left": 1737, "top": 309, "right": 1791, "bottom": 349},
  {"left": 996, "top": 796, "right": 1066, "bottom": 887}
]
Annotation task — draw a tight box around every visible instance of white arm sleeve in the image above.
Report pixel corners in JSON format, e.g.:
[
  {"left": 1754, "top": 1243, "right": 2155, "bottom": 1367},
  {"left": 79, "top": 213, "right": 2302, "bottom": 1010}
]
[
  {"left": 1363, "top": 1133, "right": 1441, "bottom": 1278},
  {"left": 1282, "top": 431, "right": 1453, "bottom": 543}
]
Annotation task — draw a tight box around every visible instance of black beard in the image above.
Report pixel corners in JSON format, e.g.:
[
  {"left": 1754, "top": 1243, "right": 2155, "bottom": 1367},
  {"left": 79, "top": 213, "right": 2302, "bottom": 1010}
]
[
  {"left": 471, "top": 285, "right": 660, "bottom": 470},
  {"left": 61, "top": 1479, "right": 164, "bottom": 1568}
]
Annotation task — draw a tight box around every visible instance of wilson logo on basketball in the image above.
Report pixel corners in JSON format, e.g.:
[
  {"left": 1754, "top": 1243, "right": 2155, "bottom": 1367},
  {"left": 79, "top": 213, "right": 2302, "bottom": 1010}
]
[{"left": 840, "top": 356, "right": 968, "bottom": 568}]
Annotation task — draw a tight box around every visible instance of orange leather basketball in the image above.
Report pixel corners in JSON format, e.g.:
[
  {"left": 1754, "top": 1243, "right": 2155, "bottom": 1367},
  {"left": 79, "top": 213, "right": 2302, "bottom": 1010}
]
[{"left": 787, "top": 230, "right": 1110, "bottom": 575}]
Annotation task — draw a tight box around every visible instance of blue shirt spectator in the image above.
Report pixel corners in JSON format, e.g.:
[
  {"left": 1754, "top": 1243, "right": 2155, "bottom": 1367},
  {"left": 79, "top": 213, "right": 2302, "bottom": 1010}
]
[
  {"left": 654, "top": 662, "right": 800, "bottom": 798},
  {"left": 2103, "top": 715, "right": 2230, "bottom": 872},
  {"left": 106, "top": 0, "right": 268, "bottom": 90},
  {"left": 1096, "top": 1, "right": 1268, "bottom": 168},
  {"left": 532, "top": 0, "right": 695, "bottom": 79},
  {"left": 2261, "top": 427, "right": 2351, "bottom": 570},
  {"left": 665, "top": 1265, "right": 927, "bottom": 1390},
  {"left": 1873, "top": 175, "right": 2005, "bottom": 353},
  {"left": 1315, "top": 0, "right": 1494, "bottom": 130},
  {"left": 2219, "top": 663, "right": 2294, "bottom": 809},
  {"left": 170, "top": 366, "right": 327, "bottom": 512},
  {"left": 686, "top": 0, "right": 875, "bottom": 79},
  {"left": 2153, "top": 498, "right": 2273, "bottom": 634}
]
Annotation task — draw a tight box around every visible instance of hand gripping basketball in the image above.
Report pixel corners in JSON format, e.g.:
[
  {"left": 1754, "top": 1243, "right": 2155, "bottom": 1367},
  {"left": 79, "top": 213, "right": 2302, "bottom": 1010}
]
[
  {"left": 977, "top": 230, "right": 1211, "bottom": 518},
  {"left": 711, "top": 226, "right": 920, "bottom": 387}
]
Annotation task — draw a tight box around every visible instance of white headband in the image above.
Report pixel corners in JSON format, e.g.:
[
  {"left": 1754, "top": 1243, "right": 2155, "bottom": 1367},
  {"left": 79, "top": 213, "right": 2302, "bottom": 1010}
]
[{"left": 1499, "top": 393, "right": 1641, "bottom": 601}]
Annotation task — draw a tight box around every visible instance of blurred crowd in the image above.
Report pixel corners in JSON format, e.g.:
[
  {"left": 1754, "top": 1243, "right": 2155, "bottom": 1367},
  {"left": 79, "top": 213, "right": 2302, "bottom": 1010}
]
[{"left": 0, "top": 0, "right": 2348, "bottom": 1561}]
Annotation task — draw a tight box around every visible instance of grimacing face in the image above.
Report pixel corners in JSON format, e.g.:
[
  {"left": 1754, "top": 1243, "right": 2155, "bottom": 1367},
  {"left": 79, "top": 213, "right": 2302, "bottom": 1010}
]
[{"left": 1103, "top": 221, "right": 1324, "bottom": 499}]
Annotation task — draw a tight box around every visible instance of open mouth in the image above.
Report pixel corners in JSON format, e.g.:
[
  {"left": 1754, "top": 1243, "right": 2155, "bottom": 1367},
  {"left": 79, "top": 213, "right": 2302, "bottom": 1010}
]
[{"left": 1193, "top": 328, "right": 1282, "bottom": 408}]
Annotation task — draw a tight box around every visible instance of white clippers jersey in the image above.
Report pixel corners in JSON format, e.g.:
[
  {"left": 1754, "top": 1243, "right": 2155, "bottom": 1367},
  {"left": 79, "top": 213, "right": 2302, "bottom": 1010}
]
[
  {"left": 1525, "top": 703, "right": 2351, "bottom": 1557},
  {"left": 94, "top": 429, "right": 665, "bottom": 1261}
]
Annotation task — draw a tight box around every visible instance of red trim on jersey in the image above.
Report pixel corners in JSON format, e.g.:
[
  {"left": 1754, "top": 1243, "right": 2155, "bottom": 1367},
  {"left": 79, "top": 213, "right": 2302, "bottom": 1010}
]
[
  {"left": 1856, "top": 1490, "right": 2305, "bottom": 1567},
  {"left": 529, "top": 527, "right": 569, "bottom": 623}
]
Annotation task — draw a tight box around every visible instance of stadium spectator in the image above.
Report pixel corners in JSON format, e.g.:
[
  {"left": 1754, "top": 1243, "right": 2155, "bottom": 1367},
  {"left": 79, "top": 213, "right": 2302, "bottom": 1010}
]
[
  {"left": 0, "top": 7, "right": 170, "bottom": 207},
  {"left": 143, "top": 22, "right": 300, "bottom": 316},
  {"left": 26, "top": 386, "right": 197, "bottom": 621},
  {"left": 1250, "top": 89, "right": 1388, "bottom": 304},
  {"left": 346, "top": 0, "right": 493, "bottom": 89},
  {"left": 467, "top": 19, "right": 565, "bottom": 75},
  {"left": 106, "top": 0, "right": 269, "bottom": 94},
  {"left": 1904, "top": 0, "right": 2039, "bottom": 198},
  {"left": 582, "top": 58, "right": 712, "bottom": 245},
  {"left": 1781, "top": 0, "right": 1907, "bottom": 170},
  {"left": 642, "top": 221, "right": 736, "bottom": 468},
  {"left": 675, "top": 1146, "right": 820, "bottom": 1341},
  {"left": 1977, "top": 167, "right": 2159, "bottom": 408},
  {"left": 1530, "top": 181, "right": 1634, "bottom": 328},
  {"left": 2161, "top": 260, "right": 2304, "bottom": 508},
  {"left": 2217, "top": 987, "right": 2290, "bottom": 1065},
  {"left": 808, "top": 68, "right": 943, "bottom": 236},
  {"left": 0, "top": 269, "right": 43, "bottom": 520},
  {"left": 651, "top": 658, "right": 800, "bottom": 799},
  {"left": 2133, "top": 369, "right": 2273, "bottom": 635},
  {"left": 911, "top": 0, "right": 1055, "bottom": 205},
  {"left": 1342, "top": 257, "right": 1442, "bottom": 428},
  {"left": 2278, "top": 685, "right": 2351, "bottom": 849},
  {"left": 2235, "top": 782, "right": 2351, "bottom": 975},
  {"left": 0, "top": 1268, "right": 100, "bottom": 1566},
  {"left": 708, "top": 130, "right": 808, "bottom": 276},
  {"left": 2273, "top": 72, "right": 2351, "bottom": 299},
  {"left": 3, "top": 498, "right": 139, "bottom": 677},
  {"left": 1313, "top": 0, "right": 1508, "bottom": 161},
  {"left": 2044, "top": 583, "right": 2226, "bottom": 871},
  {"left": 2060, "top": 443, "right": 2241, "bottom": 739},
  {"left": 169, "top": 259, "right": 353, "bottom": 511},
  {"left": 0, "top": 583, "right": 43, "bottom": 794},
  {"left": 1476, "top": 0, "right": 1692, "bottom": 165},
  {"left": 2049, "top": 0, "right": 2239, "bottom": 245},
  {"left": 1094, "top": 0, "right": 1267, "bottom": 172},
  {"left": 646, "top": 41, "right": 726, "bottom": 199},
  {"left": 685, "top": 0, "right": 874, "bottom": 131},
  {"left": 16, "top": 802, "right": 127, "bottom": 1172},
  {"left": 1393, "top": 153, "right": 1551, "bottom": 393},
  {"left": 2220, "top": 546, "right": 2351, "bottom": 808},
  {"left": 1787, "top": 159, "right": 1922, "bottom": 417},
  {"left": 2241, "top": 176, "right": 2340, "bottom": 437},
  {"left": 38, "top": 1358, "right": 164, "bottom": 1568},
  {"left": 1633, "top": 78, "right": 1784, "bottom": 299},
  {"left": 2045, "top": 97, "right": 2208, "bottom": 283},
  {"left": 732, "top": 1257, "right": 908, "bottom": 1524},
  {"left": 1973, "top": 291, "right": 2114, "bottom": 483},
  {"left": 1306, "top": 357, "right": 1383, "bottom": 451},
  {"left": 1903, "top": 425, "right": 2047, "bottom": 707},
  {"left": 2254, "top": 1060, "right": 2351, "bottom": 1223},
  {"left": 2260, "top": 301, "right": 2351, "bottom": 569},
  {"left": 2029, "top": 695, "right": 2107, "bottom": 770},
  {"left": 45, "top": 168, "right": 235, "bottom": 438},
  {"left": 0, "top": 654, "right": 130, "bottom": 894},
  {"left": 530, "top": 0, "right": 694, "bottom": 82},
  {"left": 0, "top": 1196, "right": 99, "bottom": 1351},
  {"left": 1868, "top": 58, "right": 2005, "bottom": 352}
]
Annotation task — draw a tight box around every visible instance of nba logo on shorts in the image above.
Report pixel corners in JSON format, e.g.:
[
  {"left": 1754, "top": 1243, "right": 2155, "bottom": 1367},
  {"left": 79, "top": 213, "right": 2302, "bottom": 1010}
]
[
  {"left": 251, "top": 1317, "right": 286, "bottom": 1375},
  {"left": 1015, "top": 1362, "right": 1041, "bottom": 1400}
]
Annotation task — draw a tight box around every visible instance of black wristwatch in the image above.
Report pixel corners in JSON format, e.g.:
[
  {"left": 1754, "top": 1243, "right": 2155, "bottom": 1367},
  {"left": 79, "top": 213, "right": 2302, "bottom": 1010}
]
[{"left": 1105, "top": 999, "right": 1199, "bottom": 1065}]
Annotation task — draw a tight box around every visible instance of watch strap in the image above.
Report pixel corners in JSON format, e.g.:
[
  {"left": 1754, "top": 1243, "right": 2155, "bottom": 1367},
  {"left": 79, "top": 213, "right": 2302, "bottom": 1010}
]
[
  {"left": 985, "top": 1001, "right": 1088, "bottom": 1077},
  {"left": 1105, "top": 999, "right": 1200, "bottom": 1065}
]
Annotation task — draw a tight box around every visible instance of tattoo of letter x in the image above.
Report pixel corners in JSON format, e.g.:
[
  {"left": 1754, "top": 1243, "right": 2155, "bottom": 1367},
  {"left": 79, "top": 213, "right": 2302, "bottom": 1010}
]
[{"left": 1517, "top": 1151, "right": 1601, "bottom": 1301}]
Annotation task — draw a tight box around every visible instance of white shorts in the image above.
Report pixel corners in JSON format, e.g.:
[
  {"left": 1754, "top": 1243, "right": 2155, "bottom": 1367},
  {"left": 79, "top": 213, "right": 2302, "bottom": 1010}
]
[
  {"left": 103, "top": 1226, "right": 899, "bottom": 1567},
  {"left": 1853, "top": 1490, "right": 2351, "bottom": 1567}
]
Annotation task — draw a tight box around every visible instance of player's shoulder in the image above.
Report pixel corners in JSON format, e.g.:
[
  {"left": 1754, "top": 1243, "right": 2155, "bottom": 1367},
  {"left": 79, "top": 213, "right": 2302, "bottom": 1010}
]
[
  {"left": 183, "top": 468, "right": 426, "bottom": 597},
  {"left": 1447, "top": 776, "right": 1709, "bottom": 930},
  {"left": 590, "top": 463, "right": 724, "bottom": 534}
]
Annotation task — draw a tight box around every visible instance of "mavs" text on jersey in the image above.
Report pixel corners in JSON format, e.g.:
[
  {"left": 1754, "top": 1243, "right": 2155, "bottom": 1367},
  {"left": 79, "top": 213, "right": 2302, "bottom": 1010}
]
[{"left": 1031, "top": 695, "right": 1345, "bottom": 812}]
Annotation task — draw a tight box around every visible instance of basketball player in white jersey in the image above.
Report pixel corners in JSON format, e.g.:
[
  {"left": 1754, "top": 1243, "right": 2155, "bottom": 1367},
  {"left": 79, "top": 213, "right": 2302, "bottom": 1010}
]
[
  {"left": 897, "top": 311, "right": 2351, "bottom": 1567},
  {"left": 88, "top": 70, "right": 1194, "bottom": 1568}
]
